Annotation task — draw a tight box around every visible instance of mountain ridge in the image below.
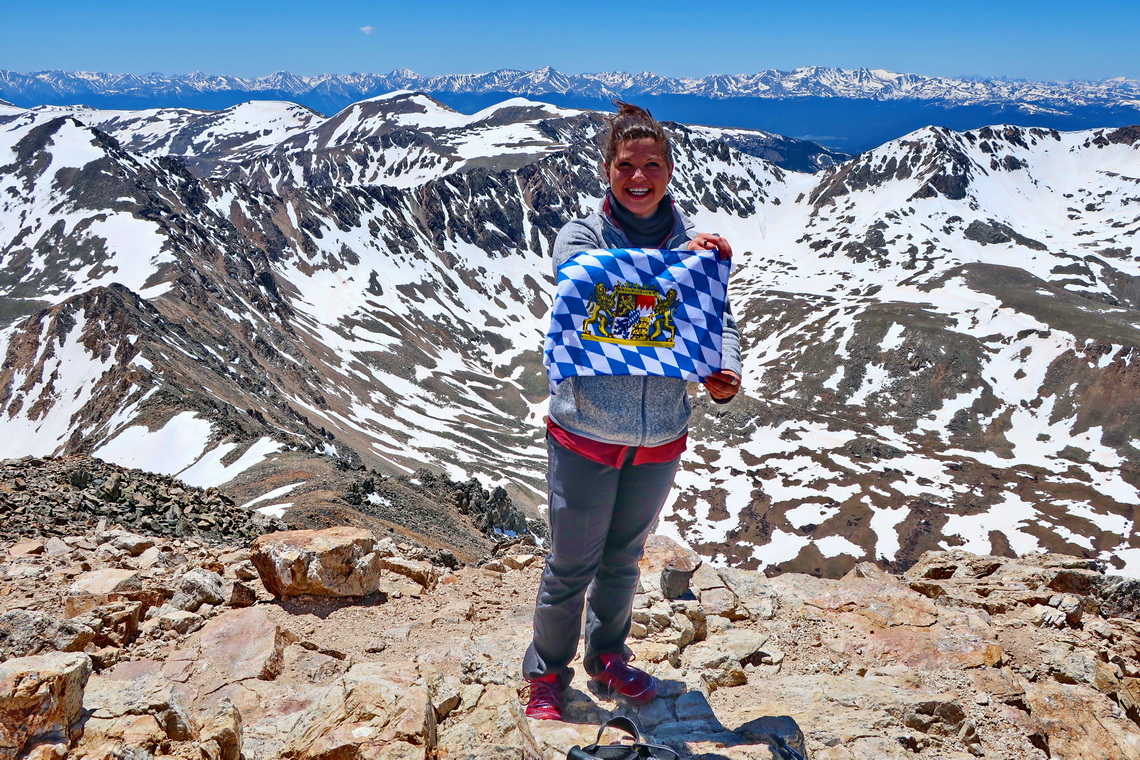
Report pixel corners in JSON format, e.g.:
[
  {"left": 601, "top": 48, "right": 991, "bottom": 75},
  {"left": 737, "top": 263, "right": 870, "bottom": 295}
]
[
  {"left": 4, "top": 66, "right": 1140, "bottom": 153},
  {"left": 1, "top": 93, "right": 1138, "bottom": 580},
  {"left": 4, "top": 66, "right": 1138, "bottom": 105}
]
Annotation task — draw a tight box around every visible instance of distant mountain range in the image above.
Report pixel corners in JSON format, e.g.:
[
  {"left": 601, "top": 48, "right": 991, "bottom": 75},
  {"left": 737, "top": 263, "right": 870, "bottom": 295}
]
[{"left": 3, "top": 67, "right": 1139, "bottom": 152}]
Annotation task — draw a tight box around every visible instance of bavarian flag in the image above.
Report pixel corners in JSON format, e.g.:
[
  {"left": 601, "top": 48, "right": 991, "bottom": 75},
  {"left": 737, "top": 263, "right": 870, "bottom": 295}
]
[{"left": 544, "top": 248, "right": 731, "bottom": 392}]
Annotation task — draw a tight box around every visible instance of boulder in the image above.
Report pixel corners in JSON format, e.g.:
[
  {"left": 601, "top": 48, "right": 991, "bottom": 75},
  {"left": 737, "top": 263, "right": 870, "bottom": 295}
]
[
  {"left": 0, "top": 611, "right": 97, "bottom": 659},
  {"left": 99, "top": 529, "right": 155, "bottom": 557},
  {"left": 380, "top": 556, "right": 441, "bottom": 591},
  {"left": 0, "top": 653, "right": 91, "bottom": 759},
  {"left": 640, "top": 534, "right": 702, "bottom": 599},
  {"left": 199, "top": 697, "right": 243, "bottom": 760},
  {"left": 68, "top": 569, "right": 141, "bottom": 596},
  {"left": 169, "top": 568, "right": 227, "bottom": 611},
  {"left": 250, "top": 526, "right": 384, "bottom": 597}
]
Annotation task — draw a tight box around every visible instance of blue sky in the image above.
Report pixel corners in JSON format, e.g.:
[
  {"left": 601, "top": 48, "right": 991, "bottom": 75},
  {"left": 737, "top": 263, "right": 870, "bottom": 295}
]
[{"left": 2, "top": 0, "right": 1137, "bottom": 82}]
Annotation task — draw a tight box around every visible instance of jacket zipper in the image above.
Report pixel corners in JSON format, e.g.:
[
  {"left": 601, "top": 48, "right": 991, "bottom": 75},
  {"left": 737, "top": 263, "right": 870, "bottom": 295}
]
[{"left": 603, "top": 192, "right": 682, "bottom": 448}]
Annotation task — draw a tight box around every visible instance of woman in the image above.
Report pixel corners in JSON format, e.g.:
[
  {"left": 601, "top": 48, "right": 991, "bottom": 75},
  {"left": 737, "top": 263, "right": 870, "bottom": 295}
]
[{"left": 521, "top": 101, "right": 742, "bottom": 720}]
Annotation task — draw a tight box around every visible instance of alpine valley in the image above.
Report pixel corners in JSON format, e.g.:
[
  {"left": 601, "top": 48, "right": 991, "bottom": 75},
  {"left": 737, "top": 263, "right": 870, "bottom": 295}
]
[{"left": 1, "top": 91, "right": 1138, "bottom": 578}]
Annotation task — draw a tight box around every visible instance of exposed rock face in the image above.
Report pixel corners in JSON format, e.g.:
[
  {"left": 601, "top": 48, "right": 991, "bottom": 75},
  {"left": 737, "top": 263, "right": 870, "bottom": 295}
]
[
  {"left": 0, "top": 652, "right": 91, "bottom": 759},
  {"left": 5, "top": 510, "right": 1140, "bottom": 759}
]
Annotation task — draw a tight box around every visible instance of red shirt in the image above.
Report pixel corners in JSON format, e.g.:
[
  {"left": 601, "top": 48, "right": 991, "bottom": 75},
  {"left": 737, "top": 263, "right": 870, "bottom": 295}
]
[{"left": 546, "top": 418, "right": 687, "bottom": 468}]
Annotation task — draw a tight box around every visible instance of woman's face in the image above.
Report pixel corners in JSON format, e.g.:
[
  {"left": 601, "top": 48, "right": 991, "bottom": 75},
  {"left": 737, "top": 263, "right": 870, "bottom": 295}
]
[{"left": 607, "top": 138, "right": 673, "bottom": 218}]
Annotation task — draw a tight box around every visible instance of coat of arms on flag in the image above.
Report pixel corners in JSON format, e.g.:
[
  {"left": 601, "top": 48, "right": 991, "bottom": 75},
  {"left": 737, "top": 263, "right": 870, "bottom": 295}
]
[
  {"left": 582, "top": 281, "right": 679, "bottom": 347},
  {"left": 544, "top": 248, "right": 731, "bottom": 392}
]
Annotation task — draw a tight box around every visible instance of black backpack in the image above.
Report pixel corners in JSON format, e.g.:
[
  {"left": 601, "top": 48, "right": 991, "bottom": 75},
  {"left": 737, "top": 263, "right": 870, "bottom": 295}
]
[{"left": 567, "top": 717, "right": 679, "bottom": 760}]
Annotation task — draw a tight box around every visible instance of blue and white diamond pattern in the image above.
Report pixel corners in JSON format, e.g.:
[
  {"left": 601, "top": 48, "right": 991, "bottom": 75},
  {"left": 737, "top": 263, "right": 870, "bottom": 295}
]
[{"left": 544, "top": 248, "right": 731, "bottom": 392}]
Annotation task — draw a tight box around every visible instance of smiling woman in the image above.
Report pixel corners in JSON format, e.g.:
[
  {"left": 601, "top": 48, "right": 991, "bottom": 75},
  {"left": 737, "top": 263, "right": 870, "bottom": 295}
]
[
  {"left": 518, "top": 100, "right": 743, "bottom": 721},
  {"left": 607, "top": 138, "right": 672, "bottom": 218}
]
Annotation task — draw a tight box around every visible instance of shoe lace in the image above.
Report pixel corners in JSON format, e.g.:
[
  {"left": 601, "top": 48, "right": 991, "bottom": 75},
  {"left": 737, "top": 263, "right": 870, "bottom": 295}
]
[
  {"left": 518, "top": 679, "right": 561, "bottom": 706},
  {"left": 600, "top": 652, "right": 637, "bottom": 672}
]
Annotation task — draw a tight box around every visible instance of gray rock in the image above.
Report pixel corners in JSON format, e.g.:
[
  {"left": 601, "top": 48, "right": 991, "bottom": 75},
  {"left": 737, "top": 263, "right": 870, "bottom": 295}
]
[
  {"left": 0, "top": 610, "right": 97, "bottom": 659},
  {"left": 100, "top": 529, "right": 156, "bottom": 557},
  {"left": 169, "top": 568, "right": 227, "bottom": 612}
]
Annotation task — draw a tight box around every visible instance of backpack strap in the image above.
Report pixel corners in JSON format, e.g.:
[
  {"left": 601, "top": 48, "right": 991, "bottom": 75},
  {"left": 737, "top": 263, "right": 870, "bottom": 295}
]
[
  {"left": 587, "top": 717, "right": 642, "bottom": 748},
  {"left": 575, "top": 717, "right": 679, "bottom": 760}
]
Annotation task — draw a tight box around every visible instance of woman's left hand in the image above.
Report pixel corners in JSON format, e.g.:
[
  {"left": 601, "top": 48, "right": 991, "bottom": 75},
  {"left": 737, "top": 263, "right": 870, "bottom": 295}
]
[
  {"left": 703, "top": 369, "right": 741, "bottom": 401},
  {"left": 687, "top": 233, "right": 733, "bottom": 260}
]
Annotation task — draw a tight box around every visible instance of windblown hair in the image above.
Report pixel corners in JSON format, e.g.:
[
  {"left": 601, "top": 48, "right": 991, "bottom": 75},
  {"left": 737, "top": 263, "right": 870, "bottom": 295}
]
[{"left": 601, "top": 100, "right": 674, "bottom": 171}]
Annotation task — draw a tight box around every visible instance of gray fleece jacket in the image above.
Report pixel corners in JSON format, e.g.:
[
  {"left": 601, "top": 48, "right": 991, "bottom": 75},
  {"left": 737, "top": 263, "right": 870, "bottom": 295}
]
[{"left": 548, "top": 198, "right": 742, "bottom": 447}]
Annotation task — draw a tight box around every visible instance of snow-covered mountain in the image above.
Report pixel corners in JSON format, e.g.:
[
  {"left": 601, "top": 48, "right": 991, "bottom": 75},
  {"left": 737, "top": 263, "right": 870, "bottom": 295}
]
[
  {"left": 0, "top": 94, "right": 1137, "bottom": 578},
  {"left": 4, "top": 66, "right": 1139, "bottom": 106},
  {"left": 4, "top": 66, "right": 1139, "bottom": 154}
]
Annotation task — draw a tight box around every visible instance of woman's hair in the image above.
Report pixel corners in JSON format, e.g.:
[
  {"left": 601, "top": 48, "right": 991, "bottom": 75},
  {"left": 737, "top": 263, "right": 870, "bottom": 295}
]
[{"left": 601, "top": 100, "right": 674, "bottom": 171}]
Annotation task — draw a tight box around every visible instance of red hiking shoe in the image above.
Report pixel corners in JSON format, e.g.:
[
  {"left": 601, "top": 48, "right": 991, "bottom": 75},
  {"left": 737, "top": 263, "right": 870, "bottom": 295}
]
[
  {"left": 591, "top": 653, "right": 657, "bottom": 703},
  {"left": 520, "top": 674, "right": 564, "bottom": 720}
]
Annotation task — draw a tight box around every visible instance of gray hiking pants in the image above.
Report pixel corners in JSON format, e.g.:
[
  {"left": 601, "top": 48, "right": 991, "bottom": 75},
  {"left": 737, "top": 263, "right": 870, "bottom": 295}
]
[{"left": 522, "top": 435, "right": 680, "bottom": 686}]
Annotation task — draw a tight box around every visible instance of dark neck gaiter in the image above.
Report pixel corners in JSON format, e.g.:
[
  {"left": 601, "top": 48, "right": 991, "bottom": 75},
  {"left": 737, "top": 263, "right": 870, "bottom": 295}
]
[{"left": 607, "top": 191, "right": 676, "bottom": 248}]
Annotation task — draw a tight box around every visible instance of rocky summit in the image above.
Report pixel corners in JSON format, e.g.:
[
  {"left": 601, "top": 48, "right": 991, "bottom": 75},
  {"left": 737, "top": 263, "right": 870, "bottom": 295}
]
[{"left": 4, "top": 488, "right": 1140, "bottom": 759}]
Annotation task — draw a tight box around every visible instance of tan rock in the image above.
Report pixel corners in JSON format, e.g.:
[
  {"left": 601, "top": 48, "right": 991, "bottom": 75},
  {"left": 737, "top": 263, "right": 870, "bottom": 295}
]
[
  {"left": 500, "top": 554, "right": 537, "bottom": 571},
  {"left": 137, "top": 545, "right": 169, "bottom": 569},
  {"left": 199, "top": 697, "right": 243, "bottom": 760},
  {"left": 79, "top": 714, "right": 167, "bottom": 758},
  {"left": 691, "top": 563, "right": 725, "bottom": 592},
  {"left": 700, "top": 586, "right": 749, "bottom": 620},
  {"left": 709, "top": 629, "right": 771, "bottom": 664},
  {"left": 99, "top": 529, "right": 155, "bottom": 557},
  {"left": 68, "top": 568, "right": 141, "bottom": 596},
  {"left": 638, "top": 641, "right": 681, "bottom": 666},
  {"left": 21, "top": 743, "right": 67, "bottom": 760},
  {"left": 719, "top": 568, "right": 777, "bottom": 621},
  {"left": 640, "top": 534, "right": 702, "bottom": 575},
  {"left": 163, "top": 606, "right": 294, "bottom": 696},
  {"left": 1119, "top": 677, "right": 1140, "bottom": 722},
  {"left": 805, "top": 576, "right": 938, "bottom": 628},
  {"left": 0, "top": 652, "right": 91, "bottom": 758},
  {"left": 379, "top": 557, "right": 441, "bottom": 591},
  {"left": 971, "top": 667, "right": 1028, "bottom": 707},
  {"left": 63, "top": 569, "right": 158, "bottom": 620},
  {"left": 153, "top": 609, "right": 206, "bottom": 635},
  {"left": 251, "top": 526, "right": 384, "bottom": 597},
  {"left": 43, "top": 538, "right": 71, "bottom": 557},
  {"left": 84, "top": 659, "right": 194, "bottom": 741},
  {"left": 278, "top": 662, "right": 436, "bottom": 759},
  {"left": 224, "top": 580, "right": 257, "bottom": 608},
  {"left": 7, "top": 539, "right": 45, "bottom": 557},
  {"left": 1025, "top": 680, "right": 1140, "bottom": 760},
  {"left": 80, "top": 601, "right": 143, "bottom": 647}
]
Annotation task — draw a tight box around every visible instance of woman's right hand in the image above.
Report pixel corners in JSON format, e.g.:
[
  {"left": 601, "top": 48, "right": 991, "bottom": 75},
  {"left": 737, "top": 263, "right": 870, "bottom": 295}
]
[{"left": 688, "top": 233, "right": 732, "bottom": 260}]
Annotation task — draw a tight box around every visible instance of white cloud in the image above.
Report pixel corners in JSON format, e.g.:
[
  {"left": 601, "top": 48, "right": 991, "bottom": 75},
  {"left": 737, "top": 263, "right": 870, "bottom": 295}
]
[{"left": 360, "top": 26, "right": 374, "bottom": 35}]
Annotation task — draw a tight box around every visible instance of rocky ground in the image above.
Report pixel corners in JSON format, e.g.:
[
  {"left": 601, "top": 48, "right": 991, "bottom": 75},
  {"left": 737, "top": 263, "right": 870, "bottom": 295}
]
[{"left": 3, "top": 460, "right": 1140, "bottom": 760}]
